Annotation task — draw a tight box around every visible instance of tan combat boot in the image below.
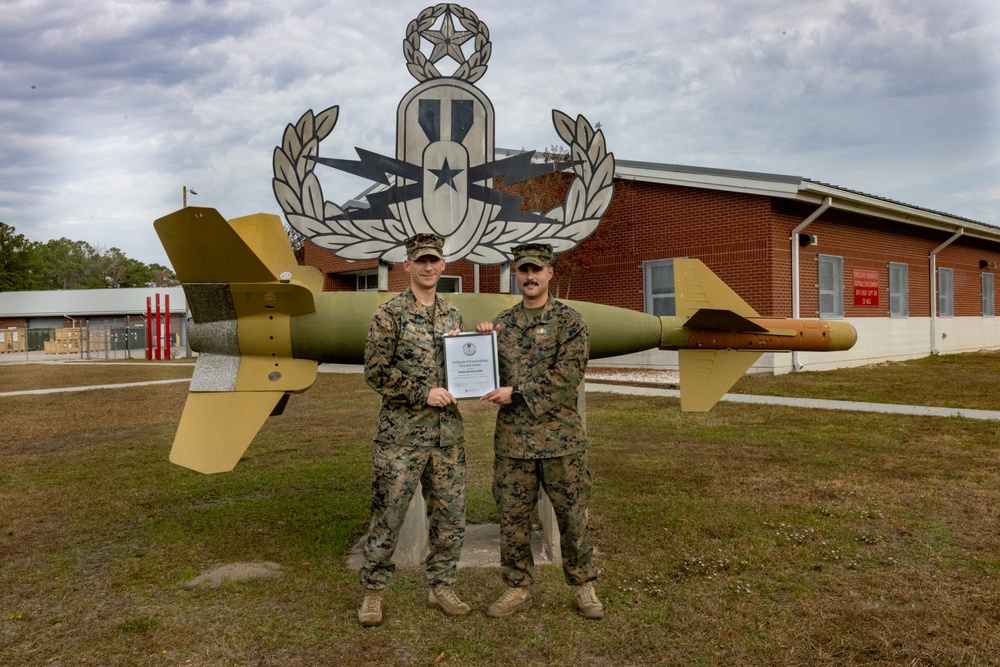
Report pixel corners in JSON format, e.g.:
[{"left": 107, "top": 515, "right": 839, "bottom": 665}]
[
  {"left": 486, "top": 586, "right": 532, "bottom": 617},
  {"left": 575, "top": 581, "right": 604, "bottom": 620},
  {"left": 358, "top": 590, "right": 383, "bottom": 627},
  {"left": 427, "top": 585, "right": 472, "bottom": 616}
]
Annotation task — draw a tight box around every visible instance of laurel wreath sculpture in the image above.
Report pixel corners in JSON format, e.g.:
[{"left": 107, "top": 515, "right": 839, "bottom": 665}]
[
  {"left": 473, "top": 110, "right": 616, "bottom": 262},
  {"left": 272, "top": 106, "right": 355, "bottom": 248},
  {"left": 271, "top": 2, "right": 615, "bottom": 264}
]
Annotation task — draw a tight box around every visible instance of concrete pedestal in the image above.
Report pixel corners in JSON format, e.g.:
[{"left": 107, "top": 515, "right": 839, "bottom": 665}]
[{"left": 392, "top": 485, "right": 431, "bottom": 567}]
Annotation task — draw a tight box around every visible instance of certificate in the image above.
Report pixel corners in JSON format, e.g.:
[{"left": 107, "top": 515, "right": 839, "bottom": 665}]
[{"left": 443, "top": 331, "right": 500, "bottom": 400}]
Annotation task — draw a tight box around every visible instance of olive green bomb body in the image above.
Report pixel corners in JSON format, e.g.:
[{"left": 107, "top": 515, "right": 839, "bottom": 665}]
[
  {"left": 155, "top": 207, "right": 856, "bottom": 473},
  {"left": 290, "top": 292, "right": 664, "bottom": 364}
]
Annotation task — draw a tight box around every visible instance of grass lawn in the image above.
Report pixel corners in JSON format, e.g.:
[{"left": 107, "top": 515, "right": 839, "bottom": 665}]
[{"left": 1, "top": 354, "right": 999, "bottom": 666}]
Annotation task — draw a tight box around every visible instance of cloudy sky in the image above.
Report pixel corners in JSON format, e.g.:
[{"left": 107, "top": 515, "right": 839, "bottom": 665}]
[{"left": 2, "top": 0, "right": 998, "bottom": 267}]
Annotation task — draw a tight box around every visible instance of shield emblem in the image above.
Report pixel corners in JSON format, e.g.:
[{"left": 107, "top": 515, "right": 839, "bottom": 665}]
[{"left": 396, "top": 79, "right": 496, "bottom": 260}]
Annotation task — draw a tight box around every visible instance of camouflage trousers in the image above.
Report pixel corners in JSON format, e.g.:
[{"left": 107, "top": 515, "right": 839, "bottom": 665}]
[
  {"left": 493, "top": 452, "right": 597, "bottom": 587},
  {"left": 359, "top": 440, "right": 466, "bottom": 590}
]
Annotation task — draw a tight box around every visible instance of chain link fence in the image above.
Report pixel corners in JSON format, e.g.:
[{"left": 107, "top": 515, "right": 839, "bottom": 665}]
[{"left": 0, "top": 325, "right": 183, "bottom": 361}]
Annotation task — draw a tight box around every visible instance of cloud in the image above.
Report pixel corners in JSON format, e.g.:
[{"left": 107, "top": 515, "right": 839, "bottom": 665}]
[{"left": 0, "top": 0, "right": 997, "bottom": 265}]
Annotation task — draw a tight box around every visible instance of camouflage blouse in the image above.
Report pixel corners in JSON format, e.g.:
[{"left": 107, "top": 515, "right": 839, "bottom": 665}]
[
  {"left": 364, "top": 288, "right": 464, "bottom": 448},
  {"left": 492, "top": 297, "right": 589, "bottom": 459}
]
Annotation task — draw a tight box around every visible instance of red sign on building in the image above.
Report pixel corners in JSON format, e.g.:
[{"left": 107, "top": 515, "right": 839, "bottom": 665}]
[{"left": 854, "top": 268, "right": 879, "bottom": 307}]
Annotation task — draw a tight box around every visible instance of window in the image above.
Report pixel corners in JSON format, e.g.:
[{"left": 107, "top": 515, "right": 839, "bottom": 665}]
[
  {"left": 358, "top": 272, "right": 460, "bottom": 292},
  {"left": 818, "top": 254, "right": 844, "bottom": 318},
  {"left": 356, "top": 272, "right": 379, "bottom": 292},
  {"left": 643, "top": 259, "right": 675, "bottom": 316},
  {"left": 889, "top": 262, "right": 908, "bottom": 318},
  {"left": 983, "top": 273, "right": 995, "bottom": 317},
  {"left": 938, "top": 267, "right": 954, "bottom": 317}
]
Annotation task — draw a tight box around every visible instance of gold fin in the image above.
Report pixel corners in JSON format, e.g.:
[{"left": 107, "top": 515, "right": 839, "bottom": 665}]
[
  {"left": 674, "top": 259, "right": 759, "bottom": 319},
  {"left": 153, "top": 207, "right": 278, "bottom": 283},
  {"left": 679, "top": 349, "right": 761, "bottom": 412},
  {"left": 169, "top": 392, "right": 286, "bottom": 473}
]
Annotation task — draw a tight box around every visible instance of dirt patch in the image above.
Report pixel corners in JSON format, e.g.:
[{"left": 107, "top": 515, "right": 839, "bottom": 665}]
[{"left": 183, "top": 562, "right": 284, "bottom": 588}]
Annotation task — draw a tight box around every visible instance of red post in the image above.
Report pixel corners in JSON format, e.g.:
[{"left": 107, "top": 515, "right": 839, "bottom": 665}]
[
  {"left": 154, "top": 293, "right": 162, "bottom": 360},
  {"left": 164, "top": 294, "right": 171, "bottom": 360},
  {"left": 145, "top": 297, "right": 153, "bottom": 360}
]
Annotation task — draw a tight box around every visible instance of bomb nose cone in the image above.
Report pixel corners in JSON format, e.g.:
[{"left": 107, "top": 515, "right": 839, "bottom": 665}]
[{"left": 827, "top": 321, "right": 858, "bottom": 351}]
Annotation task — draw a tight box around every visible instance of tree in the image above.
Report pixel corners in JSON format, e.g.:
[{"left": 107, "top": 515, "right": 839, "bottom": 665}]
[
  {"left": 549, "top": 178, "right": 634, "bottom": 299},
  {"left": 0, "top": 222, "right": 41, "bottom": 291},
  {"left": 34, "top": 238, "right": 102, "bottom": 289},
  {"left": 90, "top": 247, "right": 162, "bottom": 288},
  {"left": 97, "top": 247, "right": 130, "bottom": 288},
  {"left": 499, "top": 144, "right": 632, "bottom": 299},
  {"left": 285, "top": 221, "right": 307, "bottom": 264},
  {"left": 147, "top": 264, "right": 179, "bottom": 287},
  {"left": 0, "top": 223, "right": 179, "bottom": 291}
]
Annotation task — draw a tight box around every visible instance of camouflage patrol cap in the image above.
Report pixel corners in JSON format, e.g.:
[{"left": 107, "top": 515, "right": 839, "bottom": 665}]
[
  {"left": 404, "top": 233, "right": 445, "bottom": 260},
  {"left": 512, "top": 243, "right": 553, "bottom": 268}
]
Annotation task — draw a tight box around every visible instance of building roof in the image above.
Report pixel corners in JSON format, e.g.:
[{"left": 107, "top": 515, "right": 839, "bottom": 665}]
[
  {"left": 613, "top": 158, "right": 1000, "bottom": 241},
  {"left": 0, "top": 287, "right": 186, "bottom": 319},
  {"left": 340, "top": 149, "right": 1000, "bottom": 250}
]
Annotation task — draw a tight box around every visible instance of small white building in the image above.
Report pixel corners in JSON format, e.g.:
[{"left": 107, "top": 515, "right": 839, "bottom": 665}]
[{"left": 0, "top": 287, "right": 187, "bottom": 358}]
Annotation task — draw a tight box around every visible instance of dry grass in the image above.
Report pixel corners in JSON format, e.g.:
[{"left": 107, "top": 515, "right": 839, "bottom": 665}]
[
  {"left": 586, "top": 395, "right": 1000, "bottom": 664},
  {"left": 0, "top": 360, "right": 195, "bottom": 392},
  {"left": 1, "top": 355, "right": 999, "bottom": 666},
  {"left": 731, "top": 350, "right": 1000, "bottom": 411}
]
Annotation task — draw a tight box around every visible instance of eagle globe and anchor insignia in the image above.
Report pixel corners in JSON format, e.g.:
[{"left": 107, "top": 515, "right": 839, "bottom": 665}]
[{"left": 272, "top": 3, "right": 615, "bottom": 265}]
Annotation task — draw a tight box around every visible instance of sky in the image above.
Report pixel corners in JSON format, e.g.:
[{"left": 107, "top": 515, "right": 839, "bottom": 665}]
[{"left": 1, "top": 0, "right": 998, "bottom": 267}]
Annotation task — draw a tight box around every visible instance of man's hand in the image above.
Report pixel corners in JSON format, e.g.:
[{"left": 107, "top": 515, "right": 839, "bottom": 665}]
[
  {"left": 427, "top": 387, "right": 458, "bottom": 408},
  {"left": 481, "top": 386, "right": 514, "bottom": 406},
  {"left": 475, "top": 322, "right": 502, "bottom": 334}
]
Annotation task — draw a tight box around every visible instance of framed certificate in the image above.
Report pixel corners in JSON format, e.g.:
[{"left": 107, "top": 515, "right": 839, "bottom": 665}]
[{"left": 443, "top": 331, "right": 500, "bottom": 400}]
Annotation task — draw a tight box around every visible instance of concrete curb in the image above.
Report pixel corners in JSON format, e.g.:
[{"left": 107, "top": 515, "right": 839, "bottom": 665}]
[{"left": 585, "top": 382, "right": 1000, "bottom": 421}]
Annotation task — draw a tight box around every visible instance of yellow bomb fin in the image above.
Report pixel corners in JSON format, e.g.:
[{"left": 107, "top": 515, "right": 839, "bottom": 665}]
[
  {"left": 228, "top": 212, "right": 303, "bottom": 279},
  {"left": 154, "top": 207, "right": 280, "bottom": 284},
  {"left": 673, "top": 258, "right": 759, "bottom": 319},
  {"left": 170, "top": 391, "right": 288, "bottom": 473},
  {"left": 154, "top": 207, "right": 323, "bottom": 300},
  {"left": 154, "top": 206, "right": 324, "bottom": 473},
  {"left": 679, "top": 349, "right": 762, "bottom": 412}
]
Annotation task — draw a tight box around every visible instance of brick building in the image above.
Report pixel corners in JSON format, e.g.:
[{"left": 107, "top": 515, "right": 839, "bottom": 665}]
[{"left": 301, "top": 158, "right": 1000, "bottom": 373}]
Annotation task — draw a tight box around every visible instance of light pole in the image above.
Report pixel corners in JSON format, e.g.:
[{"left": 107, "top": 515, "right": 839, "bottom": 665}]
[{"left": 183, "top": 186, "right": 198, "bottom": 207}]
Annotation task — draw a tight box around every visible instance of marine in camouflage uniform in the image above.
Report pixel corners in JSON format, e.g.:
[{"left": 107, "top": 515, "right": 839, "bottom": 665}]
[
  {"left": 358, "top": 233, "right": 470, "bottom": 627},
  {"left": 478, "top": 243, "right": 603, "bottom": 619}
]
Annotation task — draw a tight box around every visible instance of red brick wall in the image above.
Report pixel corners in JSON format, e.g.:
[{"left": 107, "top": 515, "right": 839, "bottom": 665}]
[
  {"left": 556, "top": 180, "right": 776, "bottom": 313},
  {"left": 772, "top": 200, "right": 1000, "bottom": 318},
  {"left": 935, "top": 237, "right": 999, "bottom": 317},
  {"left": 299, "top": 175, "right": 1000, "bottom": 319}
]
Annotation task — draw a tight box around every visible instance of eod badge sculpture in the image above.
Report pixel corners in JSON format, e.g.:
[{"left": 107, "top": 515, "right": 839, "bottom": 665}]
[
  {"left": 272, "top": 4, "right": 613, "bottom": 265},
  {"left": 154, "top": 4, "right": 857, "bottom": 473}
]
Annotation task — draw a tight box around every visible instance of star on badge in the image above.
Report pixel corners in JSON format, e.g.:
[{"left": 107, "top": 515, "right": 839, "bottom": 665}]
[{"left": 422, "top": 9, "right": 474, "bottom": 66}]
